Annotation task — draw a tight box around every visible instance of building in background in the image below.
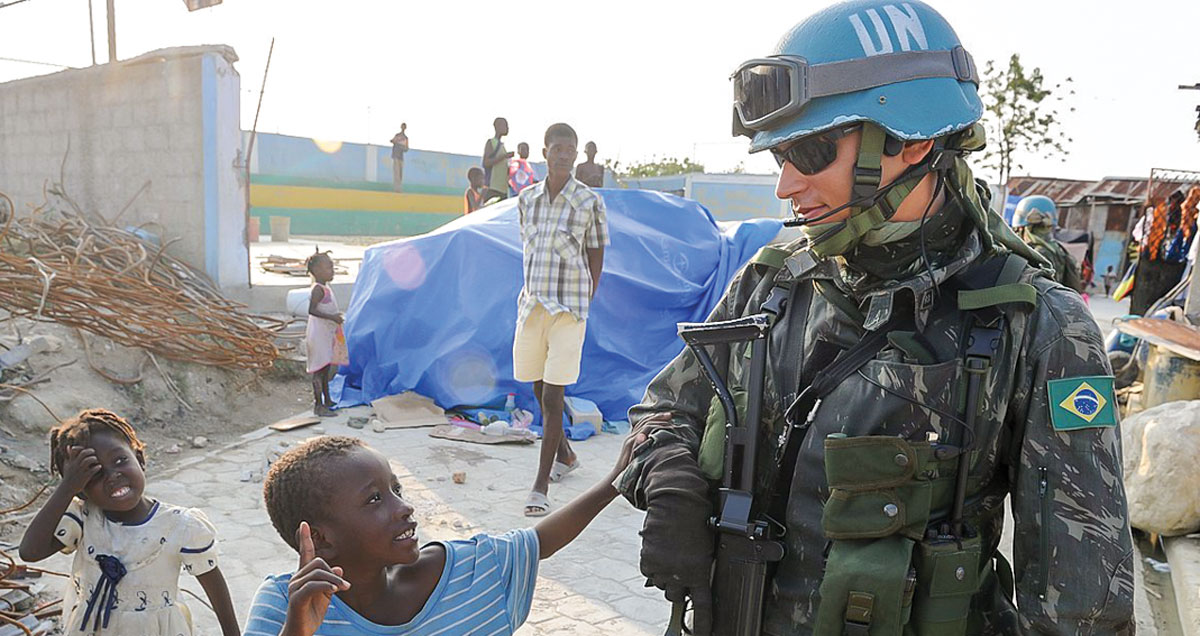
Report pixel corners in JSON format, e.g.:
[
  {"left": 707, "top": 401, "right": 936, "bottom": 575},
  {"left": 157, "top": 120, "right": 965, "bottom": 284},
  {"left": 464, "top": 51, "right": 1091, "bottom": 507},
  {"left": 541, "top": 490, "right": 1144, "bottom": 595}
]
[
  {"left": 1007, "top": 175, "right": 1199, "bottom": 288},
  {"left": 620, "top": 173, "right": 789, "bottom": 222}
]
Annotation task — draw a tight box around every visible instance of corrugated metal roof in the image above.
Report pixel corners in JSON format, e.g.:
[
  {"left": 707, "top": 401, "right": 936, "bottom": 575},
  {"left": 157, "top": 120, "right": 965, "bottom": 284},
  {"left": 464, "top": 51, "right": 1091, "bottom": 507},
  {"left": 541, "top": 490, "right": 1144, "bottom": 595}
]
[{"left": 1007, "top": 172, "right": 1200, "bottom": 207}]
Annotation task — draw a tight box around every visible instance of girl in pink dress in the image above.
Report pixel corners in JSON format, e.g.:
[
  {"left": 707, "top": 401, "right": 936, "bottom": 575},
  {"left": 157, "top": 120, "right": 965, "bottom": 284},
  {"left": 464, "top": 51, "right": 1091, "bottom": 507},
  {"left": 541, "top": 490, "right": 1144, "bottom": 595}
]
[{"left": 304, "top": 250, "right": 348, "bottom": 416}]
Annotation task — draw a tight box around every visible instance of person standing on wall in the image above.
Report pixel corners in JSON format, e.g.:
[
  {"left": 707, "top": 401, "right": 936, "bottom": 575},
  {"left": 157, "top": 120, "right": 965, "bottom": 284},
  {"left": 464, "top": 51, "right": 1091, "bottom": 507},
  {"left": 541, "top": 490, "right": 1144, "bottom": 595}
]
[
  {"left": 575, "top": 141, "right": 605, "bottom": 188},
  {"left": 514, "top": 123, "right": 608, "bottom": 518},
  {"left": 390, "top": 124, "right": 409, "bottom": 192},
  {"left": 464, "top": 166, "right": 487, "bottom": 214},
  {"left": 509, "top": 142, "right": 539, "bottom": 196},
  {"left": 483, "top": 117, "right": 515, "bottom": 202}
]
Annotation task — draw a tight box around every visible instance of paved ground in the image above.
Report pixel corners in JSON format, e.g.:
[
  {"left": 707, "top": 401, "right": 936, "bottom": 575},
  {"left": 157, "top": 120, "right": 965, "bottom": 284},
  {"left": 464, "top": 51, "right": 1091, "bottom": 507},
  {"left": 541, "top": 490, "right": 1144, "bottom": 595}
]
[{"left": 33, "top": 410, "right": 665, "bottom": 635}]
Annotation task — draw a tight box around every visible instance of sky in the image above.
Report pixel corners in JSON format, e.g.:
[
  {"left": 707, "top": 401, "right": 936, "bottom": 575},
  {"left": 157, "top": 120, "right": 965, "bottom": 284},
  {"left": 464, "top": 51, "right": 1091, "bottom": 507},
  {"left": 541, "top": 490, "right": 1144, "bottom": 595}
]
[{"left": 2, "top": 0, "right": 1198, "bottom": 184}]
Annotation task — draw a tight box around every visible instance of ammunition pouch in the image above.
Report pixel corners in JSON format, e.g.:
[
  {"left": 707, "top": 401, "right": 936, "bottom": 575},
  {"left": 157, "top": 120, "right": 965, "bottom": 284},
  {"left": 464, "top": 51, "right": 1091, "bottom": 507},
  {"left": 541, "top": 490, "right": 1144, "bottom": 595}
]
[
  {"left": 816, "top": 435, "right": 983, "bottom": 636},
  {"left": 699, "top": 389, "right": 746, "bottom": 481}
]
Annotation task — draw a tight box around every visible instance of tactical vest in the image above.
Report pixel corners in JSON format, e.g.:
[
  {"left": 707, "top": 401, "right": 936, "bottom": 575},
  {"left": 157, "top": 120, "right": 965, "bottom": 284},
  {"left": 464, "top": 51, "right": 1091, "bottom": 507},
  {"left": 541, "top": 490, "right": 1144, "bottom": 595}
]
[{"left": 697, "top": 206, "right": 1042, "bottom": 634}]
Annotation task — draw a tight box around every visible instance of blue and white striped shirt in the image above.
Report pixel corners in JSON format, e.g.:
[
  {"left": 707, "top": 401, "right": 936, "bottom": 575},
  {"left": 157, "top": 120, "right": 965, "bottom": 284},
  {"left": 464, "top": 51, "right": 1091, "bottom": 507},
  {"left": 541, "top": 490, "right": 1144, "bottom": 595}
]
[{"left": 243, "top": 529, "right": 539, "bottom": 636}]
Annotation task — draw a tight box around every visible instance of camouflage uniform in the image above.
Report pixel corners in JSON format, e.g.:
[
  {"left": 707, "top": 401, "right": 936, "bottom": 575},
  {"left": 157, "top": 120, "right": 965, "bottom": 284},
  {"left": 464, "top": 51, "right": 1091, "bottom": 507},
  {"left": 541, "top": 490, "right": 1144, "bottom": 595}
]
[
  {"left": 617, "top": 199, "right": 1134, "bottom": 634},
  {"left": 1021, "top": 226, "right": 1084, "bottom": 293}
]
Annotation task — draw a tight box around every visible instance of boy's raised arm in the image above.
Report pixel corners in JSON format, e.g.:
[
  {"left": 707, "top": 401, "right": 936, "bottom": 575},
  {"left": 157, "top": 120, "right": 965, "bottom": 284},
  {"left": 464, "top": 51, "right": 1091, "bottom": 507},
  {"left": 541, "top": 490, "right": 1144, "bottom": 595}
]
[
  {"left": 533, "top": 434, "right": 637, "bottom": 559},
  {"left": 279, "top": 522, "right": 351, "bottom": 636}
]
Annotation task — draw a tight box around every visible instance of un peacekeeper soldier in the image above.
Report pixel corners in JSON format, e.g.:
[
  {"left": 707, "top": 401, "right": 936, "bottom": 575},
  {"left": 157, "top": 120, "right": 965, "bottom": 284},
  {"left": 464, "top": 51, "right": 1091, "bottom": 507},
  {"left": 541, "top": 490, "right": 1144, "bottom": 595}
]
[
  {"left": 615, "top": 1, "right": 1134, "bottom": 634},
  {"left": 1013, "top": 195, "right": 1085, "bottom": 293}
]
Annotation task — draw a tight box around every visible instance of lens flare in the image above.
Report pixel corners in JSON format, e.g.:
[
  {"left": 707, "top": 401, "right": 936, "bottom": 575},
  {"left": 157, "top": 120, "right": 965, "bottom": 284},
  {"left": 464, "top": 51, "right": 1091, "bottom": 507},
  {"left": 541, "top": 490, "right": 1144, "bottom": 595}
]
[
  {"left": 439, "top": 350, "right": 498, "bottom": 406},
  {"left": 312, "top": 139, "right": 343, "bottom": 154},
  {"left": 383, "top": 245, "right": 427, "bottom": 290}
]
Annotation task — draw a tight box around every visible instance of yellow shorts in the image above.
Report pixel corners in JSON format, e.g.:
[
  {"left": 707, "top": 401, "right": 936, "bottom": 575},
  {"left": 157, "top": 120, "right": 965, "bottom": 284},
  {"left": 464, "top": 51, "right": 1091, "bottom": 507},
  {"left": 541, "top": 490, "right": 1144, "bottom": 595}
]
[{"left": 513, "top": 304, "right": 587, "bottom": 386}]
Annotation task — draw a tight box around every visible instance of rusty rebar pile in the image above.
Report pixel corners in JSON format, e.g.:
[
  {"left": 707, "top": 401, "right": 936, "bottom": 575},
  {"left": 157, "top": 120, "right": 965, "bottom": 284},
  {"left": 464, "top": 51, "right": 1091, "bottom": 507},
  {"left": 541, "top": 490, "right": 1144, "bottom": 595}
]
[{"left": 0, "top": 190, "right": 287, "bottom": 370}]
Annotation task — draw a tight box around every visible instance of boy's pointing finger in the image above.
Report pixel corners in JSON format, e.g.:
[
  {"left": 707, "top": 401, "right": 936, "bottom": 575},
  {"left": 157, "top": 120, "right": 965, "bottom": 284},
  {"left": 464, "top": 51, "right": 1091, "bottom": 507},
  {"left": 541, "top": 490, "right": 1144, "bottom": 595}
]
[{"left": 296, "top": 521, "right": 316, "bottom": 566}]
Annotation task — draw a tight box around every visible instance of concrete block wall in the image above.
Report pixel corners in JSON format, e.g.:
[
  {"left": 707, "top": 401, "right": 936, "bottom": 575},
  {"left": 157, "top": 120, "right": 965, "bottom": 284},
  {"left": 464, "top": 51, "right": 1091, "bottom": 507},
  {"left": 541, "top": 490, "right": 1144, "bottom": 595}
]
[{"left": 0, "top": 45, "right": 247, "bottom": 288}]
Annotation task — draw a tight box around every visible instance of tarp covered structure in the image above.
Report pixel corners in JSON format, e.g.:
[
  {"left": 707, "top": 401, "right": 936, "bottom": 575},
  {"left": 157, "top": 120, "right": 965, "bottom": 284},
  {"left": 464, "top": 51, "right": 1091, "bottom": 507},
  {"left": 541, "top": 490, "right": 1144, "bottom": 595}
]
[{"left": 334, "top": 189, "right": 782, "bottom": 420}]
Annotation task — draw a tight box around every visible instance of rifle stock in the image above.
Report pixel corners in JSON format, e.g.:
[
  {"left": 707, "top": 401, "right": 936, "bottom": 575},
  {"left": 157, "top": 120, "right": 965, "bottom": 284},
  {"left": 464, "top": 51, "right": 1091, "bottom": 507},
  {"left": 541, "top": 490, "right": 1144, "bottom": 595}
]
[{"left": 662, "top": 315, "right": 783, "bottom": 636}]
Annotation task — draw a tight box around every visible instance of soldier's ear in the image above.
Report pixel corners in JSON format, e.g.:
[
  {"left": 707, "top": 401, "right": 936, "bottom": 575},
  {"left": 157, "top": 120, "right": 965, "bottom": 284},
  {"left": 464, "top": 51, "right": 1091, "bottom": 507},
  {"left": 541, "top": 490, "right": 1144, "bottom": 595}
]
[{"left": 899, "top": 139, "right": 935, "bottom": 166}]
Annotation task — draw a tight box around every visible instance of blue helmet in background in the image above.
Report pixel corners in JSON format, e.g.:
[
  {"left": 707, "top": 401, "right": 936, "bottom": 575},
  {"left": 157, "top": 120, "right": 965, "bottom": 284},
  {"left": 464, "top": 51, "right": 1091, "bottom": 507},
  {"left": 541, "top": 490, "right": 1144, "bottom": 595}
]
[
  {"left": 733, "top": 0, "right": 983, "bottom": 152},
  {"left": 1012, "top": 195, "right": 1058, "bottom": 227}
]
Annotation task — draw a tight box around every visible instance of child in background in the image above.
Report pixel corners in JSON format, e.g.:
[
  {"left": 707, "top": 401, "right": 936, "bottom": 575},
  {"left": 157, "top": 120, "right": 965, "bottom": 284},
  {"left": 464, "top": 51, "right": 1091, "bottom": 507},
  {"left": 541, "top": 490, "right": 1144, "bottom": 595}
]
[
  {"left": 243, "top": 433, "right": 635, "bottom": 636},
  {"left": 464, "top": 166, "right": 486, "bottom": 214},
  {"left": 1104, "top": 265, "right": 1117, "bottom": 297},
  {"left": 18, "top": 409, "right": 239, "bottom": 636},
  {"left": 305, "top": 249, "right": 347, "bottom": 416}
]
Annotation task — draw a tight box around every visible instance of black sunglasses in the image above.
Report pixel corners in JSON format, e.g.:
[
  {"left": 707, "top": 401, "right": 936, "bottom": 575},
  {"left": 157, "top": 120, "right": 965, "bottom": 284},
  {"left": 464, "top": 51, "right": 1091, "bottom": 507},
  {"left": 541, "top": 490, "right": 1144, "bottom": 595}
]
[{"left": 770, "top": 125, "right": 858, "bottom": 176}]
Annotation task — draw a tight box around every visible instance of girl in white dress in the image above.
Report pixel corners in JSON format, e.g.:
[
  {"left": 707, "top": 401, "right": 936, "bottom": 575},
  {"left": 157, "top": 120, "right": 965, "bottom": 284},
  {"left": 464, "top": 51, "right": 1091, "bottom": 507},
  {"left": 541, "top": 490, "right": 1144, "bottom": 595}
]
[
  {"left": 18, "top": 409, "right": 240, "bottom": 636},
  {"left": 305, "top": 250, "right": 348, "bottom": 417}
]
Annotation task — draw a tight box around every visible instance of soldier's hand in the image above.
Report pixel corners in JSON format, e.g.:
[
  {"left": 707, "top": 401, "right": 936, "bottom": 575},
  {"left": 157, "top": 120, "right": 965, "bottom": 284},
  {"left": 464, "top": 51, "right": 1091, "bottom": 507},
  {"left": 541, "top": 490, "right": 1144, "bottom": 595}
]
[{"left": 638, "top": 460, "right": 714, "bottom": 634}]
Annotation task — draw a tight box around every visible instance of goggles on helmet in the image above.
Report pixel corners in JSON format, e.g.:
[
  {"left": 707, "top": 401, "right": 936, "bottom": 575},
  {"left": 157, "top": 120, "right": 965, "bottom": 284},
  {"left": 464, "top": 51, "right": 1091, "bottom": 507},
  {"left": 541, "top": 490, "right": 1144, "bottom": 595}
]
[
  {"left": 731, "top": 46, "right": 979, "bottom": 138},
  {"left": 770, "top": 125, "right": 857, "bottom": 175}
]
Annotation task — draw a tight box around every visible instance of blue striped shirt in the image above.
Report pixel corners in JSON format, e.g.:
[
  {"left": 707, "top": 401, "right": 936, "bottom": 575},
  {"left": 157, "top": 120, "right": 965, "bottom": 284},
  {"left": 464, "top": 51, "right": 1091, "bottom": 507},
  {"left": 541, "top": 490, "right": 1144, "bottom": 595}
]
[{"left": 243, "top": 529, "right": 539, "bottom": 636}]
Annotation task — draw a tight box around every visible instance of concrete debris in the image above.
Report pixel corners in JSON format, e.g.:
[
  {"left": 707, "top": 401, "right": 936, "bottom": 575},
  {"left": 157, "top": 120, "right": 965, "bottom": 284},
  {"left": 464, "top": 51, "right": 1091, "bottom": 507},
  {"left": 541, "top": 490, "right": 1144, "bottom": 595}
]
[
  {"left": 164, "top": 443, "right": 182, "bottom": 454},
  {"left": 1, "top": 450, "right": 41, "bottom": 472},
  {"left": 0, "top": 335, "right": 54, "bottom": 368},
  {"left": 1144, "top": 557, "right": 1171, "bottom": 573},
  {"left": 191, "top": 436, "right": 209, "bottom": 449},
  {"left": 1122, "top": 400, "right": 1200, "bottom": 535}
]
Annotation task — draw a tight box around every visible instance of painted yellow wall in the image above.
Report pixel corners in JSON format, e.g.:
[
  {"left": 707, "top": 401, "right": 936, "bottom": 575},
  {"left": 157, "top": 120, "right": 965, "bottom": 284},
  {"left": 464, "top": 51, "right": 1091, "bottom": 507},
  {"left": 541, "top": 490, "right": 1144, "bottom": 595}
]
[{"left": 250, "top": 184, "right": 461, "bottom": 215}]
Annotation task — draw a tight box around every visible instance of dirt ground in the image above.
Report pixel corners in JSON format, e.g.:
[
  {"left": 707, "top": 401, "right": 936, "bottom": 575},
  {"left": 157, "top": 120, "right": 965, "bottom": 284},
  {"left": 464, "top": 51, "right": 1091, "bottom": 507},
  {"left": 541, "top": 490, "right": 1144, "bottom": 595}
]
[{"left": 0, "top": 314, "right": 312, "bottom": 543}]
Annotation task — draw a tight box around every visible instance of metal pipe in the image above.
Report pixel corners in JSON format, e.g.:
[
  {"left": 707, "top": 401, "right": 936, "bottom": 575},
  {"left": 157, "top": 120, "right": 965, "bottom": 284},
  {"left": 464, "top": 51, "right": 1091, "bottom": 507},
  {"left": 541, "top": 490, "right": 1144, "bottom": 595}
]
[
  {"left": 105, "top": 0, "right": 116, "bottom": 63},
  {"left": 88, "top": 0, "right": 97, "bottom": 65}
]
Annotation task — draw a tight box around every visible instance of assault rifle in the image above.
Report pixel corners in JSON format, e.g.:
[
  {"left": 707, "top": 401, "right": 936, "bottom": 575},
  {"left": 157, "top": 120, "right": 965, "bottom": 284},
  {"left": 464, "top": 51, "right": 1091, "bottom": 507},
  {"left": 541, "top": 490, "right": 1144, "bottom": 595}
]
[{"left": 666, "top": 314, "right": 785, "bottom": 636}]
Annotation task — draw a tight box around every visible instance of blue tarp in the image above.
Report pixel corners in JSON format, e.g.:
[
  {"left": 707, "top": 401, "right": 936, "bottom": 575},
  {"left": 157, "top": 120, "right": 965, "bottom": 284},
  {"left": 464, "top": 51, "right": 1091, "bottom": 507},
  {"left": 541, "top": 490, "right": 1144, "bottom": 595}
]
[{"left": 333, "top": 189, "right": 782, "bottom": 420}]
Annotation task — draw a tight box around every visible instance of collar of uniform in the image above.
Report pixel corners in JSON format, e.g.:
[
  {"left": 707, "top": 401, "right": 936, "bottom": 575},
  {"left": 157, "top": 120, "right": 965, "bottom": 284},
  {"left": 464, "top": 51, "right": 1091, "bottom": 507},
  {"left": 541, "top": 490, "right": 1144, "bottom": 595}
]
[{"left": 855, "top": 231, "right": 983, "bottom": 332}]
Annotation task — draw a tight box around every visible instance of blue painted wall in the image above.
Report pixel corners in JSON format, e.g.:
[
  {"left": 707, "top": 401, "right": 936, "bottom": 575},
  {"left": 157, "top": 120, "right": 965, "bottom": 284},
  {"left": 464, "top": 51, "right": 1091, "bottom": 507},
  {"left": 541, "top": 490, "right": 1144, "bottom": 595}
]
[
  {"left": 623, "top": 174, "right": 785, "bottom": 222},
  {"left": 690, "top": 181, "right": 783, "bottom": 221},
  {"left": 255, "top": 134, "right": 369, "bottom": 182},
  {"left": 1094, "top": 233, "right": 1127, "bottom": 284},
  {"left": 251, "top": 132, "right": 550, "bottom": 192}
]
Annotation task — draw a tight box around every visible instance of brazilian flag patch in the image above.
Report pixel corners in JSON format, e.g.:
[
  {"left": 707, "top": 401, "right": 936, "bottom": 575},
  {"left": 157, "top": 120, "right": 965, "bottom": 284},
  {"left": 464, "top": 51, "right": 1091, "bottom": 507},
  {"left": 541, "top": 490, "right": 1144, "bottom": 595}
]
[{"left": 1047, "top": 376, "right": 1118, "bottom": 430}]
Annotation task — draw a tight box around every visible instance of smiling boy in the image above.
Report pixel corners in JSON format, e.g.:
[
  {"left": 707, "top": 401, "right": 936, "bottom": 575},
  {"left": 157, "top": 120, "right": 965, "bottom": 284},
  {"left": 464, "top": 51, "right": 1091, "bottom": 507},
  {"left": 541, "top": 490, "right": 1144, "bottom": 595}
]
[{"left": 243, "top": 434, "right": 634, "bottom": 636}]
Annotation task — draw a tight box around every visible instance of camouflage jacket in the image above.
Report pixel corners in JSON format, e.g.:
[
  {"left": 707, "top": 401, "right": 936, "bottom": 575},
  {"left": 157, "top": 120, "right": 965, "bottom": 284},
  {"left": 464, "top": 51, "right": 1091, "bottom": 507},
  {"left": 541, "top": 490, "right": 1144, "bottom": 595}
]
[
  {"left": 1024, "top": 230, "right": 1083, "bottom": 293},
  {"left": 617, "top": 226, "right": 1134, "bottom": 635}
]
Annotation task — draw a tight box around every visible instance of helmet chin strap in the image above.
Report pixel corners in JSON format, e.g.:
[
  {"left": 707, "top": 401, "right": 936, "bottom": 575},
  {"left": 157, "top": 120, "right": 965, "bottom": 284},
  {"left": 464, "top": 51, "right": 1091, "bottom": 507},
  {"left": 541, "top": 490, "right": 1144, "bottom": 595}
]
[{"left": 785, "top": 123, "right": 954, "bottom": 258}]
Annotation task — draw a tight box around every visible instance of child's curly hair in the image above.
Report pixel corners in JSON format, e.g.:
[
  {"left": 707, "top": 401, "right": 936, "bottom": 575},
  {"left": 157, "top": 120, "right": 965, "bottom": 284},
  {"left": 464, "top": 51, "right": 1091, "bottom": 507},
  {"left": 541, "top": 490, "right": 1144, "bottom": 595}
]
[
  {"left": 304, "top": 247, "right": 334, "bottom": 277},
  {"left": 263, "top": 435, "right": 365, "bottom": 551},
  {"left": 49, "top": 409, "right": 146, "bottom": 475}
]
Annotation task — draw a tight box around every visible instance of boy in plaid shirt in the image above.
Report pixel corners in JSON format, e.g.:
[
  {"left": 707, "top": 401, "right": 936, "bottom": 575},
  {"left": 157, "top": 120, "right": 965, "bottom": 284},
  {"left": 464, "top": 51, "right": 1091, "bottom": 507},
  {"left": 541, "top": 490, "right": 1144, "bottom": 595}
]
[{"left": 514, "top": 122, "right": 608, "bottom": 517}]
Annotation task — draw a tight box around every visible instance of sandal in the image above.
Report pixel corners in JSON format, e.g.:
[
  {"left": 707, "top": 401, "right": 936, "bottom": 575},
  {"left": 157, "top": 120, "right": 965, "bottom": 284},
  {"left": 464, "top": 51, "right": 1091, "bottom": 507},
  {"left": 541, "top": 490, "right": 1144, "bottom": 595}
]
[
  {"left": 524, "top": 490, "right": 552, "bottom": 517},
  {"left": 549, "top": 458, "right": 581, "bottom": 483}
]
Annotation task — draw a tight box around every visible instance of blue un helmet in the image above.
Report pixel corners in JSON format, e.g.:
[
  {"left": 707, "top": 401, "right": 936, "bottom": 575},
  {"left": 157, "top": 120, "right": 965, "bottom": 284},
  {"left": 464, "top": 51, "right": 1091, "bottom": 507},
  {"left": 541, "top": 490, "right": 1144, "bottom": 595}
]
[
  {"left": 1012, "top": 195, "right": 1058, "bottom": 228},
  {"left": 732, "top": 0, "right": 983, "bottom": 256}
]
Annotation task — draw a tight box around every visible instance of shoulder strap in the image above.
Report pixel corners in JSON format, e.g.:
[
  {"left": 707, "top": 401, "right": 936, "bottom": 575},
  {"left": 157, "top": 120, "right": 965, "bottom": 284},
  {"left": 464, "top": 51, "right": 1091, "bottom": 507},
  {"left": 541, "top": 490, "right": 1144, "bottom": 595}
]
[
  {"left": 749, "top": 245, "right": 790, "bottom": 271},
  {"left": 955, "top": 253, "right": 1038, "bottom": 312}
]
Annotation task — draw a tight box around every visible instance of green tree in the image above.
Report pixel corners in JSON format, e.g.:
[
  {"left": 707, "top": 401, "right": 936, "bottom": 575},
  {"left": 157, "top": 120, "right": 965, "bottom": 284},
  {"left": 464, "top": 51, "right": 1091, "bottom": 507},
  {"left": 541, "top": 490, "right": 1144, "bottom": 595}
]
[
  {"left": 980, "top": 54, "right": 1074, "bottom": 187},
  {"left": 605, "top": 156, "right": 705, "bottom": 179}
]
